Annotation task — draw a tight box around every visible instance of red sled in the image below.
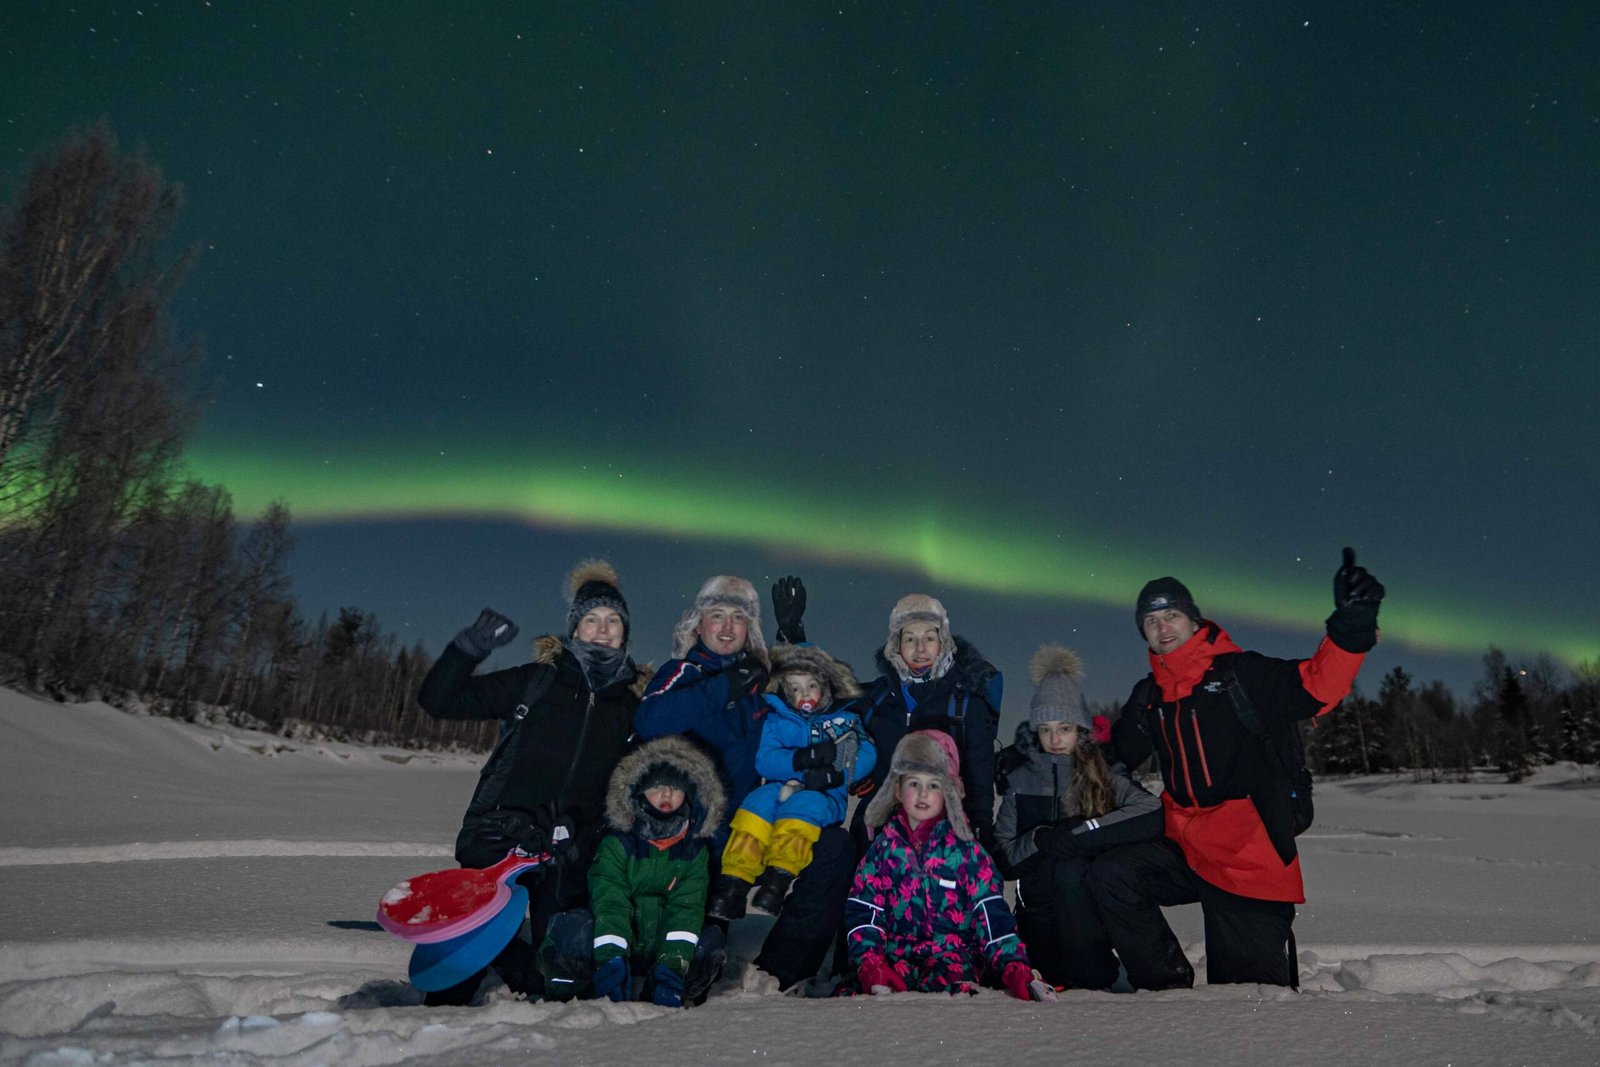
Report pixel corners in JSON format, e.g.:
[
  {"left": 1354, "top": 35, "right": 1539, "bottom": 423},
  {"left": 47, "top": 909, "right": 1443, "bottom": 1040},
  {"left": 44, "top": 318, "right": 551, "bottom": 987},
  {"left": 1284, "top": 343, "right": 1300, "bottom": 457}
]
[{"left": 376, "top": 851, "right": 547, "bottom": 944}]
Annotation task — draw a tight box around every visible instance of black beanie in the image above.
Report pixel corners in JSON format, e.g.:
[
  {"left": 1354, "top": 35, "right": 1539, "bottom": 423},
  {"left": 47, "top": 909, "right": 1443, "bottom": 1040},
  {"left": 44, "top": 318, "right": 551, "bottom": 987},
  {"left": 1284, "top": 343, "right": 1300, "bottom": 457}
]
[
  {"left": 565, "top": 560, "right": 630, "bottom": 644},
  {"left": 1135, "top": 577, "right": 1202, "bottom": 634}
]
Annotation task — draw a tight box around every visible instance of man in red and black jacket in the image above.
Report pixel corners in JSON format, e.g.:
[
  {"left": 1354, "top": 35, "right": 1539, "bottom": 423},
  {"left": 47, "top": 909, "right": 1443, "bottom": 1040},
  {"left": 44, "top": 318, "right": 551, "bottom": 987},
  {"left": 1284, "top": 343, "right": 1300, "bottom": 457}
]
[{"left": 1100, "top": 549, "right": 1384, "bottom": 989}]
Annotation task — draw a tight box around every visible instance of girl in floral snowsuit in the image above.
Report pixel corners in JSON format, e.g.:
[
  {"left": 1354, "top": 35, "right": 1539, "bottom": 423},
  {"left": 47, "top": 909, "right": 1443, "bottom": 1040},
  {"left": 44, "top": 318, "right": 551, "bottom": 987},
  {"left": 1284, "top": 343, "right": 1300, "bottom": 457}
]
[{"left": 845, "top": 729, "right": 1034, "bottom": 999}]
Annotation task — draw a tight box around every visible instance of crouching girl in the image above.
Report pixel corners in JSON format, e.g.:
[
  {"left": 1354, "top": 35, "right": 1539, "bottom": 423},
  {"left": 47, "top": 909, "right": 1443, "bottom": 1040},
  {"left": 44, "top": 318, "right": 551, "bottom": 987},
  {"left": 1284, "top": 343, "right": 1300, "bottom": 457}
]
[
  {"left": 993, "top": 646, "right": 1163, "bottom": 991},
  {"left": 845, "top": 730, "right": 1035, "bottom": 1000}
]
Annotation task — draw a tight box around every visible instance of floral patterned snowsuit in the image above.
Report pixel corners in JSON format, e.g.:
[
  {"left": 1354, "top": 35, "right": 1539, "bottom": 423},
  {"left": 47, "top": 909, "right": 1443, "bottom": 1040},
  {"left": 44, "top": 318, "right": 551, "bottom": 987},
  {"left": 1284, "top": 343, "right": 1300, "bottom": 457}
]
[{"left": 845, "top": 811, "right": 1029, "bottom": 992}]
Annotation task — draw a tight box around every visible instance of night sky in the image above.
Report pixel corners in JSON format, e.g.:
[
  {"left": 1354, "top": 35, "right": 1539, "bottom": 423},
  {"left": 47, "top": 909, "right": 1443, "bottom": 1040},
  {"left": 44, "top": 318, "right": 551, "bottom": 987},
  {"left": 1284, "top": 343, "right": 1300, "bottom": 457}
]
[{"left": 5, "top": 3, "right": 1596, "bottom": 714}]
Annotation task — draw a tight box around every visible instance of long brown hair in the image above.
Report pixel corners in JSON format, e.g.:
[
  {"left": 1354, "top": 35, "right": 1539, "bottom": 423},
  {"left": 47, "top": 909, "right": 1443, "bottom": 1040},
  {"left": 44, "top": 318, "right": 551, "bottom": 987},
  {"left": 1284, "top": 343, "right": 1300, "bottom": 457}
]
[{"left": 1061, "top": 736, "right": 1116, "bottom": 820}]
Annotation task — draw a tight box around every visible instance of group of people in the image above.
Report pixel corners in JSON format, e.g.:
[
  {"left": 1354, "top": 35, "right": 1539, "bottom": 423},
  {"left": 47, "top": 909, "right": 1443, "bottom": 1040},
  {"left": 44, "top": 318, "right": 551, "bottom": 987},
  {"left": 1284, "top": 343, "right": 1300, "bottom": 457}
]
[{"left": 414, "top": 549, "right": 1385, "bottom": 1006}]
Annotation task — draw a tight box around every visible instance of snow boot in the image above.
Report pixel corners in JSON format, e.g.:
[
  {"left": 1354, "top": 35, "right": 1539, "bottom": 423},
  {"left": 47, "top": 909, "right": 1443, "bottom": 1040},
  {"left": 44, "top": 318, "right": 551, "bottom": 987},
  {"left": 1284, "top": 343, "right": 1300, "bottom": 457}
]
[
  {"left": 750, "top": 869, "right": 795, "bottom": 916},
  {"left": 1135, "top": 940, "right": 1195, "bottom": 991},
  {"left": 535, "top": 908, "right": 595, "bottom": 1001},
  {"left": 707, "top": 874, "right": 753, "bottom": 922},
  {"left": 492, "top": 933, "right": 545, "bottom": 998},
  {"left": 683, "top": 923, "right": 728, "bottom": 1004}
]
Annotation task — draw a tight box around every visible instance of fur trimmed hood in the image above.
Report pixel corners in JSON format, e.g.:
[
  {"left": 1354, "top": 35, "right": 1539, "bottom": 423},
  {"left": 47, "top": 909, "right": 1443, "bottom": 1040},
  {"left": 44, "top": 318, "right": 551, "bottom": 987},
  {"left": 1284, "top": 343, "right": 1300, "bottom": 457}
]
[
  {"left": 531, "top": 634, "right": 652, "bottom": 699},
  {"left": 603, "top": 735, "right": 727, "bottom": 839},
  {"left": 874, "top": 634, "right": 997, "bottom": 693},
  {"left": 766, "top": 643, "right": 862, "bottom": 704}
]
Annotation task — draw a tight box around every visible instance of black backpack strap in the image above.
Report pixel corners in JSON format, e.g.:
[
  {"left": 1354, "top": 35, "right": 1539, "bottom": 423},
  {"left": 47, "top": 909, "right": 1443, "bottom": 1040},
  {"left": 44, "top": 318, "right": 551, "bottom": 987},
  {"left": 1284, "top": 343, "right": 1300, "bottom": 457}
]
[
  {"left": 1220, "top": 668, "right": 1266, "bottom": 737},
  {"left": 467, "top": 664, "right": 557, "bottom": 817},
  {"left": 1221, "top": 666, "right": 1296, "bottom": 782},
  {"left": 513, "top": 664, "right": 556, "bottom": 721}
]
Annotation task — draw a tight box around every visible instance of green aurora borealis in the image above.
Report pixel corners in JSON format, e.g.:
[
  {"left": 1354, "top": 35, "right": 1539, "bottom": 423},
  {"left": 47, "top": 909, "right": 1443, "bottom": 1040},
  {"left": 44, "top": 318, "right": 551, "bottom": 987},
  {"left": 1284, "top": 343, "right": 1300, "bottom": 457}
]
[
  {"left": 7, "top": 3, "right": 1599, "bottom": 697},
  {"left": 185, "top": 445, "right": 1598, "bottom": 667}
]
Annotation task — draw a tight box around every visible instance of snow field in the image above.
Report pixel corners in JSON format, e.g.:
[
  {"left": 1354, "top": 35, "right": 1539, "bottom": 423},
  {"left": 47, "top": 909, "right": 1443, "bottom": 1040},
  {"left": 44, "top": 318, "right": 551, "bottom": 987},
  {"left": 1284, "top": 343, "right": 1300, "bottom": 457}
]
[{"left": 2, "top": 688, "right": 1597, "bottom": 1064}]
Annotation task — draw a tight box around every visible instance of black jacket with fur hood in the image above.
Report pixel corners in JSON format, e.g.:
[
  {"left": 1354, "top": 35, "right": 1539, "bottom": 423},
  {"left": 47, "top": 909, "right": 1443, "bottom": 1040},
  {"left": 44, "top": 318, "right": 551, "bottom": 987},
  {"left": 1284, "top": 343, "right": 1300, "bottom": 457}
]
[
  {"left": 419, "top": 634, "right": 650, "bottom": 868},
  {"left": 853, "top": 636, "right": 1002, "bottom": 846}
]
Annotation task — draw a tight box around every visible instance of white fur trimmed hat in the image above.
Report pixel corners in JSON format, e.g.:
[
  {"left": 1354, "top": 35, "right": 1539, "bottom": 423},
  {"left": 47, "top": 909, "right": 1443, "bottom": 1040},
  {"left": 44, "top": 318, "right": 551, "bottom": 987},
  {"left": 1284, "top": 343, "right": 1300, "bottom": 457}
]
[
  {"left": 883, "top": 593, "right": 955, "bottom": 680},
  {"left": 671, "top": 574, "right": 768, "bottom": 663},
  {"left": 1028, "top": 644, "right": 1092, "bottom": 732},
  {"left": 863, "top": 729, "right": 970, "bottom": 841}
]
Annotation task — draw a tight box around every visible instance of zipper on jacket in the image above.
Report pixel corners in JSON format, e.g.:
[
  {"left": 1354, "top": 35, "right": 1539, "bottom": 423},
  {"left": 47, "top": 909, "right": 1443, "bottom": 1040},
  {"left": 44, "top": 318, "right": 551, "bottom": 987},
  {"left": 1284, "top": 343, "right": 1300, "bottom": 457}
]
[
  {"left": 1163, "top": 704, "right": 1198, "bottom": 803},
  {"left": 1156, "top": 706, "right": 1178, "bottom": 797},
  {"left": 1187, "top": 702, "right": 1214, "bottom": 789}
]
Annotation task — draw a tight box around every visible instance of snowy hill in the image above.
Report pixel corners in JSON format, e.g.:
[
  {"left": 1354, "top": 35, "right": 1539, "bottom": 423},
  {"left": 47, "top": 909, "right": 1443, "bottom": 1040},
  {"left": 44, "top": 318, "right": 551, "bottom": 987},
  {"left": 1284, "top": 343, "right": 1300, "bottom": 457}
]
[{"left": 2, "top": 686, "right": 1597, "bottom": 1064}]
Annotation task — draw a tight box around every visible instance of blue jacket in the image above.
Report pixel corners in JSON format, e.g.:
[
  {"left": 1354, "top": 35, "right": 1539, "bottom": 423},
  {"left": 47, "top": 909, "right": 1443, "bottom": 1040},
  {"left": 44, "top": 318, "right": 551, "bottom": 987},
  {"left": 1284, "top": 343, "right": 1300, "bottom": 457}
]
[
  {"left": 635, "top": 642, "right": 770, "bottom": 829},
  {"left": 753, "top": 694, "right": 877, "bottom": 825}
]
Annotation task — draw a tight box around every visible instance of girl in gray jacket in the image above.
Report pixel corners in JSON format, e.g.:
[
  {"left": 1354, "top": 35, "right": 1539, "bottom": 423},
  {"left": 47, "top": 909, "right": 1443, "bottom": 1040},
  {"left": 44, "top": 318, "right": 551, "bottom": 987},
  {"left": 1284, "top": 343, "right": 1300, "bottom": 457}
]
[{"left": 993, "top": 646, "right": 1163, "bottom": 990}]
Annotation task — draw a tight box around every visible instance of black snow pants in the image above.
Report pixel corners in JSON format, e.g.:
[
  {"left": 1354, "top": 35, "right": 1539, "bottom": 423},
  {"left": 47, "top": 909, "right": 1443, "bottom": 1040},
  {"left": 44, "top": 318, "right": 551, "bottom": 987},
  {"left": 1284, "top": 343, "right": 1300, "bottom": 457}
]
[
  {"left": 753, "top": 824, "right": 856, "bottom": 990},
  {"left": 1085, "top": 837, "right": 1297, "bottom": 989},
  {"left": 1016, "top": 853, "right": 1121, "bottom": 990}
]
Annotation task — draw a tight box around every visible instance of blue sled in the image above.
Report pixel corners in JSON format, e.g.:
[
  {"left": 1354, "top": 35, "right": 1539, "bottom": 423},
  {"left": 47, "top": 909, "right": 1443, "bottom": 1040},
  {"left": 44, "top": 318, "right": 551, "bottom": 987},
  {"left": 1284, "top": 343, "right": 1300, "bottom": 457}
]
[{"left": 408, "top": 885, "right": 528, "bottom": 993}]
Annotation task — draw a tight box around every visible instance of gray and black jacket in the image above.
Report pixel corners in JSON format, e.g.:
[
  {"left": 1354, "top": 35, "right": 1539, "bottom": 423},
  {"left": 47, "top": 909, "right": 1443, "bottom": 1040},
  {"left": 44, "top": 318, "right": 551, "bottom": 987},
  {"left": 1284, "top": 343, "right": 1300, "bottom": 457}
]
[{"left": 992, "top": 721, "right": 1163, "bottom": 881}]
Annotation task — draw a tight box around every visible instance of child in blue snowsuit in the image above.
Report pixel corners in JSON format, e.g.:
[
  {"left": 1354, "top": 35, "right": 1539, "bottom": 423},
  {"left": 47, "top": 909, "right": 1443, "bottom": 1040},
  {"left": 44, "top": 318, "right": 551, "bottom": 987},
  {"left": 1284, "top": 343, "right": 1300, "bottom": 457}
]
[{"left": 708, "top": 644, "right": 876, "bottom": 920}]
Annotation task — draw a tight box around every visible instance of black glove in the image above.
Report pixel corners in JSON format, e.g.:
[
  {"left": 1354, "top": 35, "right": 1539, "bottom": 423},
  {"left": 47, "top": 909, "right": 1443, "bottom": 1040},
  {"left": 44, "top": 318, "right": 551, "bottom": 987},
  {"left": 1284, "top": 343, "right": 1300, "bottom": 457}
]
[
  {"left": 724, "top": 654, "right": 768, "bottom": 698},
  {"left": 1326, "top": 546, "right": 1384, "bottom": 653},
  {"left": 793, "top": 739, "right": 837, "bottom": 771},
  {"left": 802, "top": 766, "right": 845, "bottom": 791},
  {"left": 994, "top": 745, "right": 1029, "bottom": 797},
  {"left": 453, "top": 607, "right": 520, "bottom": 659},
  {"left": 517, "top": 806, "right": 577, "bottom": 864},
  {"left": 1033, "top": 823, "right": 1081, "bottom": 859},
  {"left": 1334, "top": 545, "right": 1385, "bottom": 607},
  {"left": 771, "top": 575, "right": 808, "bottom": 645}
]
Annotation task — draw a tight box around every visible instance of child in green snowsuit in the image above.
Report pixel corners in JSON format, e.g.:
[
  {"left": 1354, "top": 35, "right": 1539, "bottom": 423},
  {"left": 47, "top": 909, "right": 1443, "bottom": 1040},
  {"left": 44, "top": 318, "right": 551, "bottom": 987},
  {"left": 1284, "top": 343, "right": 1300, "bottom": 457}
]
[{"left": 585, "top": 736, "right": 727, "bottom": 1006}]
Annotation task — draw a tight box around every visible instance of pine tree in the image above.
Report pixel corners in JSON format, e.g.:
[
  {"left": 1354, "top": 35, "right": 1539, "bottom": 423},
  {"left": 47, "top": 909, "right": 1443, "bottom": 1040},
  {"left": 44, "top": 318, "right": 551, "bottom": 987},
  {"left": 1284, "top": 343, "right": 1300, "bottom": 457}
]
[
  {"left": 1495, "top": 667, "right": 1532, "bottom": 782},
  {"left": 1380, "top": 666, "right": 1423, "bottom": 775}
]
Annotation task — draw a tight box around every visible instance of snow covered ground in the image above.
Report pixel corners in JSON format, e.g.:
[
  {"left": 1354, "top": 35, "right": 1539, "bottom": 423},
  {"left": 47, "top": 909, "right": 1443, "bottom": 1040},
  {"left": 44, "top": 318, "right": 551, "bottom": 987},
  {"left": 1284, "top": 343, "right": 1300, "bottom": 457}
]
[{"left": 2, "top": 686, "right": 1597, "bottom": 1065}]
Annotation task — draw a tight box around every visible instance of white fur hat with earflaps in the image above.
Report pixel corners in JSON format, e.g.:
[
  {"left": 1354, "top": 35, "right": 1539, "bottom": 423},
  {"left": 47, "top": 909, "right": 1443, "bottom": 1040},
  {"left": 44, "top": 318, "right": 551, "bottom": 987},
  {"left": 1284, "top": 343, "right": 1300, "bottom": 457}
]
[
  {"left": 883, "top": 593, "right": 955, "bottom": 680},
  {"left": 863, "top": 729, "right": 970, "bottom": 841},
  {"left": 670, "top": 574, "right": 768, "bottom": 664}
]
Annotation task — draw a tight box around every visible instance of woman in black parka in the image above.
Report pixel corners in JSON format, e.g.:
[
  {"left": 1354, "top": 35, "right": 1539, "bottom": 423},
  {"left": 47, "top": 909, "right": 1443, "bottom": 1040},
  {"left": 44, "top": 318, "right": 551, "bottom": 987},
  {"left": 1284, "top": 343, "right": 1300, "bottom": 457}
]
[
  {"left": 851, "top": 594, "right": 1002, "bottom": 851},
  {"left": 417, "top": 559, "right": 649, "bottom": 1004}
]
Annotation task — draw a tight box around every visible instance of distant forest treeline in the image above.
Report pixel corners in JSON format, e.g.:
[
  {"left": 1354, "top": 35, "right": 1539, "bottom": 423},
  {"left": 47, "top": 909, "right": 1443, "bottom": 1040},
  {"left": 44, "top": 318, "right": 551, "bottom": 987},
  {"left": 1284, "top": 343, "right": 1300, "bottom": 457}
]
[
  {"left": 3, "top": 129, "right": 1598, "bottom": 774},
  {"left": 1293, "top": 653, "right": 1599, "bottom": 783},
  {"left": 0, "top": 127, "right": 493, "bottom": 751}
]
